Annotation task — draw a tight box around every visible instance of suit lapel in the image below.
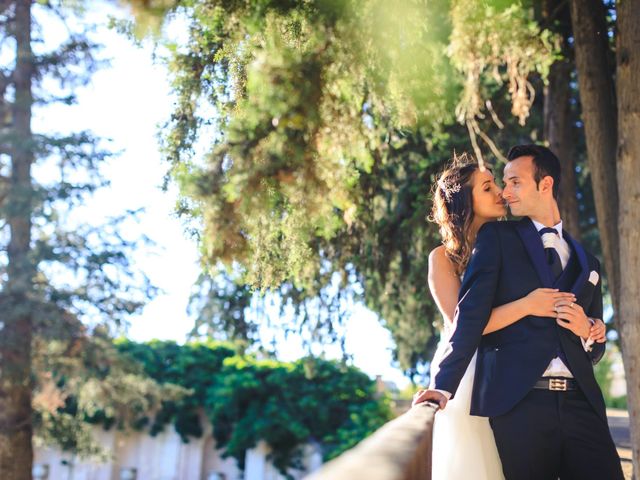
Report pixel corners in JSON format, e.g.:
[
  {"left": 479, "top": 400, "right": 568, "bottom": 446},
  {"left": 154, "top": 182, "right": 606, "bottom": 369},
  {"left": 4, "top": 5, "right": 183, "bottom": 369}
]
[
  {"left": 515, "top": 217, "right": 554, "bottom": 287},
  {"left": 562, "top": 230, "right": 589, "bottom": 295}
]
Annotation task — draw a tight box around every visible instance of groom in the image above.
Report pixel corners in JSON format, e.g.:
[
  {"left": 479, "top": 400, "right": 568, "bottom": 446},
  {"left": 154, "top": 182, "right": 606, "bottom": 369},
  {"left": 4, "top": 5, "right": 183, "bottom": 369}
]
[{"left": 415, "top": 145, "right": 623, "bottom": 479}]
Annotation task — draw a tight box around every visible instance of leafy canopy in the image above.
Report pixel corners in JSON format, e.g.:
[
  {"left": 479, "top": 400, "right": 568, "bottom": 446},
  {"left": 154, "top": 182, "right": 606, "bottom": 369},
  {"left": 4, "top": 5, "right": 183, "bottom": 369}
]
[{"left": 125, "top": 0, "right": 556, "bottom": 372}]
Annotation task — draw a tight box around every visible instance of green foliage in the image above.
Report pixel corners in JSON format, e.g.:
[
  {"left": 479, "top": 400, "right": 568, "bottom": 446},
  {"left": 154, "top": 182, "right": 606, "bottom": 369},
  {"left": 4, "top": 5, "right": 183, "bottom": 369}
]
[
  {"left": 159, "top": 0, "right": 461, "bottom": 291},
  {"left": 594, "top": 345, "right": 614, "bottom": 399},
  {"left": 123, "top": 0, "right": 559, "bottom": 374},
  {"left": 34, "top": 411, "right": 108, "bottom": 462},
  {"left": 205, "top": 355, "right": 391, "bottom": 472},
  {"left": 450, "top": 0, "right": 558, "bottom": 125},
  {"left": 115, "top": 340, "right": 392, "bottom": 475},
  {"left": 138, "top": 0, "right": 555, "bottom": 290},
  {"left": 607, "top": 395, "right": 628, "bottom": 410},
  {"left": 33, "top": 328, "right": 189, "bottom": 459},
  {"left": 115, "top": 338, "right": 237, "bottom": 440},
  {"left": 593, "top": 344, "right": 628, "bottom": 410}
]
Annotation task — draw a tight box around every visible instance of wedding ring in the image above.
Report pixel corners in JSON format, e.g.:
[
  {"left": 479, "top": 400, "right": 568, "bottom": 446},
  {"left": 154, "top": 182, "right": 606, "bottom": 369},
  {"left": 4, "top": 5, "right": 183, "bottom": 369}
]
[{"left": 569, "top": 302, "right": 574, "bottom": 308}]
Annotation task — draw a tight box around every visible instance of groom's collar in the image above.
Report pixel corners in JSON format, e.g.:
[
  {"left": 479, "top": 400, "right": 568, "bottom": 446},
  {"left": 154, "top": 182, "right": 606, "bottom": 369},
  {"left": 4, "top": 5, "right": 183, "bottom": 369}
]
[
  {"left": 517, "top": 217, "right": 589, "bottom": 294},
  {"left": 530, "top": 218, "right": 563, "bottom": 240}
]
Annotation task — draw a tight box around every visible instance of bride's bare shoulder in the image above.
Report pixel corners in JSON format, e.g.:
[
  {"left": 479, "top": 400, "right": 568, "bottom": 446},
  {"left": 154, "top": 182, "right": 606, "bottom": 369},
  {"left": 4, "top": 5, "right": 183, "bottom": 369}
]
[
  {"left": 428, "top": 245, "right": 456, "bottom": 273},
  {"left": 429, "top": 244, "right": 444, "bottom": 260}
]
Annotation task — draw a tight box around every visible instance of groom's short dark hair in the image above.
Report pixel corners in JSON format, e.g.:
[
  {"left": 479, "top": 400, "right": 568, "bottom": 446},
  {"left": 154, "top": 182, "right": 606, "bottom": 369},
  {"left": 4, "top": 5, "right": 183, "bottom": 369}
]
[{"left": 507, "top": 144, "right": 561, "bottom": 199}]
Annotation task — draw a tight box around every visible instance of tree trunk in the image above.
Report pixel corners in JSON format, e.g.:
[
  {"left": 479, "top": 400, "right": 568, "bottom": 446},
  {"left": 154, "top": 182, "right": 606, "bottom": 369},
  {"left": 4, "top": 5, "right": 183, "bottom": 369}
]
[
  {"left": 0, "top": 1, "right": 34, "bottom": 478},
  {"left": 542, "top": 0, "right": 581, "bottom": 240},
  {"left": 569, "top": 0, "right": 619, "bottom": 311},
  {"left": 616, "top": 0, "right": 640, "bottom": 474},
  {"left": 544, "top": 60, "right": 581, "bottom": 240}
]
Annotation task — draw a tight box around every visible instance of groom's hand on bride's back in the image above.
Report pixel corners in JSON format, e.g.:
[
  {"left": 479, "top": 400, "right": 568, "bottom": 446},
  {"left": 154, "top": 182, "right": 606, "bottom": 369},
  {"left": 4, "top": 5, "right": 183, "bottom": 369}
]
[{"left": 412, "top": 389, "right": 448, "bottom": 410}]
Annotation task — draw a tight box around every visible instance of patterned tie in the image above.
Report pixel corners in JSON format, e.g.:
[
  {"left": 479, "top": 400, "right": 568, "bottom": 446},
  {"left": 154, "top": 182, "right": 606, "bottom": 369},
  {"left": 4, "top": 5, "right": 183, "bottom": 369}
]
[
  {"left": 540, "top": 228, "right": 571, "bottom": 368},
  {"left": 539, "top": 227, "right": 563, "bottom": 281}
]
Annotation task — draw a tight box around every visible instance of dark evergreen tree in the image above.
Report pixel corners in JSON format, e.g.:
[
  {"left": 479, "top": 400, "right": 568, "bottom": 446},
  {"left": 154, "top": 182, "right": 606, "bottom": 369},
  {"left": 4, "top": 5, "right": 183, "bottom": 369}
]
[{"left": 0, "top": 2, "right": 157, "bottom": 476}]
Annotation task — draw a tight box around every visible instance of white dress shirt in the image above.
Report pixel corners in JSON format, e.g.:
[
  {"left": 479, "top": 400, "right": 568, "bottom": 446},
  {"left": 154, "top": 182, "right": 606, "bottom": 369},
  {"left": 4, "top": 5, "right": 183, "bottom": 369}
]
[{"left": 531, "top": 220, "right": 594, "bottom": 378}]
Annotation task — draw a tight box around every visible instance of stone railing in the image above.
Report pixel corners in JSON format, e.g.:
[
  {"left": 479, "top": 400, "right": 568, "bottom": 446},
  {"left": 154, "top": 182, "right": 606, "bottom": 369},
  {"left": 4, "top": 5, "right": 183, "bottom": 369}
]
[{"left": 306, "top": 402, "right": 438, "bottom": 480}]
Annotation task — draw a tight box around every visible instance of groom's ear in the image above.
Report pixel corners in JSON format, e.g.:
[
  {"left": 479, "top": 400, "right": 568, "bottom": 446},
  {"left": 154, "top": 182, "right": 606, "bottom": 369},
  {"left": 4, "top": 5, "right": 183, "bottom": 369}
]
[{"left": 539, "top": 175, "right": 554, "bottom": 195}]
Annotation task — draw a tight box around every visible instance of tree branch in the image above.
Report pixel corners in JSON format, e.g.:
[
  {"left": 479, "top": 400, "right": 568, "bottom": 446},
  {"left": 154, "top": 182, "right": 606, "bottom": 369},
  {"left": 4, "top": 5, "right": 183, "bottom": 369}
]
[
  {"left": 0, "top": 173, "right": 9, "bottom": 205},
  {"left": 0, "top": 0, "right": 13, "bottom": 16},
  {"left": 0, "top": 71, "right": 14, "bottom": 97}
]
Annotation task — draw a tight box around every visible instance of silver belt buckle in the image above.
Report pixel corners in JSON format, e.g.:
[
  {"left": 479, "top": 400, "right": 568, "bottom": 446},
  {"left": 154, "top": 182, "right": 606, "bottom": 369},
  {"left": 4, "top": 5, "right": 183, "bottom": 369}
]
[{"left": 549, "top": 378, "right": 567, "bottom": 391}]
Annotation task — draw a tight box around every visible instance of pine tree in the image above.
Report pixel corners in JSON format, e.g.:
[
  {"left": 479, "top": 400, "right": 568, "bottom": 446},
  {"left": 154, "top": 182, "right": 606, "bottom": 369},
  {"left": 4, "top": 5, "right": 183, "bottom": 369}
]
[{"left": 0, "top": 2, "right": 155, "bottom": 477}]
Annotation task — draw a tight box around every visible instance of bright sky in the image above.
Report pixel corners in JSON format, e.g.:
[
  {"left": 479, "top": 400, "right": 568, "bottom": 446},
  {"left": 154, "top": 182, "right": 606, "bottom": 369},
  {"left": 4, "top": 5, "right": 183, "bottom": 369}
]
[{"left": 33, "top": 4, "right": 411, "bottom": 389}]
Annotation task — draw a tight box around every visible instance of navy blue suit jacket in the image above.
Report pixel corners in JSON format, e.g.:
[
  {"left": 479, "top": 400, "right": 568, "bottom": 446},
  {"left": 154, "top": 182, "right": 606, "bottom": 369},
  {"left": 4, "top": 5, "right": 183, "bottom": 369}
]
[{"left": 433, "top": 218, "right": 607, "bottom": 421}]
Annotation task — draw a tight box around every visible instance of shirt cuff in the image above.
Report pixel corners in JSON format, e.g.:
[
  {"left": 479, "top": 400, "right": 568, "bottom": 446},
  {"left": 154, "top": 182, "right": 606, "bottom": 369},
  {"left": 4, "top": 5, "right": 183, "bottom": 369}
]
[
  {"left": 434, "top": 389, "right": 452, "bottom": 400},
  {"left": 581, "top": 336, "right": 594, "bottom": 352},
  {"left": 582, "top": 317, "right": 596, "bottom": 352}
]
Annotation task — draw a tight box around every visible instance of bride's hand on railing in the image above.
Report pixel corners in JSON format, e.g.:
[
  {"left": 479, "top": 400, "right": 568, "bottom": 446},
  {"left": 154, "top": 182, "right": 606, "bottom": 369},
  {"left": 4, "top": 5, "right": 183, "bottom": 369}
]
[{"left": 412, "top": 389, "right": 448, "bottom": 410}]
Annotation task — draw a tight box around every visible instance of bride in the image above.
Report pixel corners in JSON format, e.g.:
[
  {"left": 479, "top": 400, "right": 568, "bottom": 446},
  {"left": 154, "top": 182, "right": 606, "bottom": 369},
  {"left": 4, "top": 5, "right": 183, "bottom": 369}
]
[{"left": 419, "top": 155, "right": 606, "bottom": 480}]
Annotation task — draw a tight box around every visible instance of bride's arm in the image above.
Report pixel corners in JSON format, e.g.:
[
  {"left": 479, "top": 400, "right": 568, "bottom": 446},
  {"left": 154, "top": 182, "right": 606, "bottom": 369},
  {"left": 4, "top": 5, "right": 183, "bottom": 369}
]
[
  {"left": 483, "top": 297, "right": 533, "bottom": 334},
  {"left": 484, "top": 290, "right": 608, "bottom": 337},
  {"left": 428, "top": 246, "right": 581, "bottom": 336},
  {"left": 428, "top": 247, "right": 566, "bottom": 332},
  {"left": 483, "top": 288, "right": 576, "bottom": 334},
  {"left": 427, "top": 246, "right": 460, "bottom": 326}
]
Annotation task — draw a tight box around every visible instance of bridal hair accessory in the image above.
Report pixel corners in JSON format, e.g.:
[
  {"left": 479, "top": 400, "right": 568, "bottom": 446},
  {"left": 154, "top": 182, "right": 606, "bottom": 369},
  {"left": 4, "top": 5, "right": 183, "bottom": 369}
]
[{"left": 438, "top": 178, "right": 462, "bottom": 202}]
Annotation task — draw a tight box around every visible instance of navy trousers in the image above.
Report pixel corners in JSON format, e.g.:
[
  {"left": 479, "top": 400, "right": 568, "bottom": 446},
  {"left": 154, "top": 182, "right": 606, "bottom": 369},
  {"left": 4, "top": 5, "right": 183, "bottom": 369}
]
[{"left": 489, "top": 388, "right": 624, "bottom": 480}]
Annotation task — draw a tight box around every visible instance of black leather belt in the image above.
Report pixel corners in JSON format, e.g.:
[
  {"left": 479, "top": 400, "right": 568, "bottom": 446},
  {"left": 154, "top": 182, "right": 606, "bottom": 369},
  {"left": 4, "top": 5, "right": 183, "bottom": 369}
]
[{"left": 533, "top": 377, "right": 577, "bottom": 392}]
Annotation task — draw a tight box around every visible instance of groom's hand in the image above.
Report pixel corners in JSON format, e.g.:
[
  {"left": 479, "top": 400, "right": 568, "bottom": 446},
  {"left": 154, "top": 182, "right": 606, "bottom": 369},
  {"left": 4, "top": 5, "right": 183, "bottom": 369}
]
[
  {"left": 555, "top": 301, "right": 591, "bottom": 339},
  {"left": 412, "top": 389, "right": 448, "bottom": 410}
]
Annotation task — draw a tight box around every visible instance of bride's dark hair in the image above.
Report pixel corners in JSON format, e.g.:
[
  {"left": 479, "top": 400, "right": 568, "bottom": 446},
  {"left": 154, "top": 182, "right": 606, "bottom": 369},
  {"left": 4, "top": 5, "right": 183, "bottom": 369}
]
[{"left": 430, "top": 153, "right": 480, "bottom": 275}]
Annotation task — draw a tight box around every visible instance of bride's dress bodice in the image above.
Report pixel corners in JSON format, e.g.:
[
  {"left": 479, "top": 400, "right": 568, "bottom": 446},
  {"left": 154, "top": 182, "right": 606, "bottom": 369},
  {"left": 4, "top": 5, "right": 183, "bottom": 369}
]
[{"left": 437, "top": 271, "right": 463, "bottom": 341}]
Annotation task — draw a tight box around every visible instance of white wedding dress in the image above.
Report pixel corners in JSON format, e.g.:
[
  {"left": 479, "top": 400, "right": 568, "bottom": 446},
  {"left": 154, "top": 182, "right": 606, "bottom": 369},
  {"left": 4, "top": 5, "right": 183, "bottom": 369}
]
[{"left": 429, "top": 319, "right": 505, "bottom": 480}]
